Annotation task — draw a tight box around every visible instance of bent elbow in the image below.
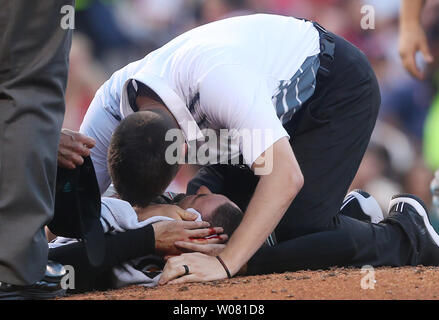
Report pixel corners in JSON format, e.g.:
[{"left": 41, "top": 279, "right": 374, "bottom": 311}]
[
  {"left": 292, "top": 171, "right": 304, "bottom": 192},
  {"left": 284, "top": 171, "right": 303, "bottom": 198},
  {"left": 295, "top": 172, "right": 304, "bottom": 190}
]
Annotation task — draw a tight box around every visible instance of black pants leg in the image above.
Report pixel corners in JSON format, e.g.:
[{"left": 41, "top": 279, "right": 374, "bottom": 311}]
[
  {"left": 188, "top": 34, "right": 413, "bottom": 270},
  {"left": 274, "top": 33, "right": 379, "bottom": 239},
  {"left": 0, "top": 0, "right": 73, "bottom": 285}
]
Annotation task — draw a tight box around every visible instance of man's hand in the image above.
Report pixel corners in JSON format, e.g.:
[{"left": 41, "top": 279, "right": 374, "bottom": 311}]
[
  {"left": 399, "top": 24, "right": 433, "bottom": 79},
  {"left": 58, "top": 129, "right": 96, "bottom": 169},
  {"left": 152, "top": 220, "right": 224, "bottom": 256},
  {"left": 135, "top": 204, "right": 199, "bottom": 222},
  {"left": 159, "top": 252, "right": 228, "bottom": 285},
  {"left": 399, "top": 0, "right": 433, "bottom": 80}
]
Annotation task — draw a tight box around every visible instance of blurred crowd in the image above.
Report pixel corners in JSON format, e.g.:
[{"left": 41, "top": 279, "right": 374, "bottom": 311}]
[{"left": 64, "top": 0, "right": 439, "bottom": 221}]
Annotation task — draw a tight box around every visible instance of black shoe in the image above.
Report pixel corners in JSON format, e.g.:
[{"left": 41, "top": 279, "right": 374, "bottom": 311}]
[
  {"left": 386, "top": 194, "right": 439, "bottom": 266},
  {"left": 340, "top": 190, "right": 384, "bottom": 223},
  {"left": 0, "top": 261, "right": 66, "bottom": 300}
]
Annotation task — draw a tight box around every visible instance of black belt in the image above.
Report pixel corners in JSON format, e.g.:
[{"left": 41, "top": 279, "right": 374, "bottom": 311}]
[{"left": 312, "top": 21, "right": 335, "bottom": 78}]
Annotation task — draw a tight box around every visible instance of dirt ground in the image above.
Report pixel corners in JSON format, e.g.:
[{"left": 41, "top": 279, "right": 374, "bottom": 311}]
[{"left": 61, "top": 266, "right": 439, "bottom": 300}]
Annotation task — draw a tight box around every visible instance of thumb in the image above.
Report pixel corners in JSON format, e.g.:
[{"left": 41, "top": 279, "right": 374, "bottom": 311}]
[
  {"left": 180, "top": 209, "right": 198, "bottom": 221},
  {"left": 174, "top": 205, "right": 198, "bottom": 221}
]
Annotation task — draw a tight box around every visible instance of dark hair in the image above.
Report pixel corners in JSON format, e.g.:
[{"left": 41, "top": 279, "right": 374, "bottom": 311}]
[
  {"left": 207, "top": 202, "right": 243, "bottom": 237},
  {"left": 108, "top": 111, "right": 181, "bottom": 207}
]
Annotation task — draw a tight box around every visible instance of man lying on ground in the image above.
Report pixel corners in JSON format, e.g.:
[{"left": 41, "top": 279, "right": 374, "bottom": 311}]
[
  {"left": 50, "top": 129, "right": 360, "bottom": 292},
  {"left": 48, "top": 182, "right": 363, "bottom": 292},
  {"left": 48, "top": 187, "right": 242, "bottom": 292}
]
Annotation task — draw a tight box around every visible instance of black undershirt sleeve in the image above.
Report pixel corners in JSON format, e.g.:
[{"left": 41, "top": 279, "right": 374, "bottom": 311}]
[{"left": 48, "top": 224, "right": 155, "bottom": 293}]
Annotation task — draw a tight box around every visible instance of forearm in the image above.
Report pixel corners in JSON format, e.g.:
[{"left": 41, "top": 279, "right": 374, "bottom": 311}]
[
  {"left": 219, "top": 138, "right": 303, "bottom": 274},
  {"left": 220, "top": 176, "right": 300, "bottom": 274},
  {"left": 400, "top": 0, "right": 425, "bottom": 29}
]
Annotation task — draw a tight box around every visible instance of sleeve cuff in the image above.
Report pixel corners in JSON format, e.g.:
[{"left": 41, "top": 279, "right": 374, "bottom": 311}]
[{"left": 241, "top": 125, "right": 290, "bottom": 171}]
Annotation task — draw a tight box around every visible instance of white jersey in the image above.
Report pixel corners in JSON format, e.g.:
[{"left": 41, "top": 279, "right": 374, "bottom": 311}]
[{"left": 81, "top": 14, "right": 320, "bottom": 193}]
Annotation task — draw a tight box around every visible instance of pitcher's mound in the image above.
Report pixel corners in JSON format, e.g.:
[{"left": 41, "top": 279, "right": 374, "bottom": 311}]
[{"left": 61, "top": 266, "right": 439, "bottom": 300}]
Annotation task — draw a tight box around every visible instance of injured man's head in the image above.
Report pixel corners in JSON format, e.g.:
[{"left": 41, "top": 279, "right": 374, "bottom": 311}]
[{"left": 176, "top": 186, "right": 243, "bottom": 237}]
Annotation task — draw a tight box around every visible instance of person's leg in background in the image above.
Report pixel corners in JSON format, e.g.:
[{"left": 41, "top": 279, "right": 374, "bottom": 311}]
[{"left": 0, "top": 0, "right": 73, "bottom": 286}]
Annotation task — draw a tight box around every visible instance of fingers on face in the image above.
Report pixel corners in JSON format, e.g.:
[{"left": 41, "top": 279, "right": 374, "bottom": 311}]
[
  {"left": 205, "top": 234, "right": 228, "bottom": 244},
  {"left": 185, "top": 210, "right": 198, "bottom": 220},
  {"left": 180, "top": 220, "right": 210, "bottom": 229},
  {"left": 163, "top": 207, "right": 183, "bottom": 220},
  {"left": 184, "top": 234, "right": 227, "bottom": 245},
  {"left": 187, "top": 227, "right": 223, "bottom": 238},
  {"left": 174, "top": 206, "right": 197, "bottom": 221}
]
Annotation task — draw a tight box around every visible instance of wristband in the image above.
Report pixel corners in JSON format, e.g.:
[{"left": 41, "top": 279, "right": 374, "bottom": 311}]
[{"left": 216, "top": 255, "right": 232, "bottom": 279}]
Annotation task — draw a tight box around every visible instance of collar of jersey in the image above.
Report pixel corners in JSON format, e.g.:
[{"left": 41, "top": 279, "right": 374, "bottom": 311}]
[{"left": 120, "top": 74, "right": 205, "bottom": 143}]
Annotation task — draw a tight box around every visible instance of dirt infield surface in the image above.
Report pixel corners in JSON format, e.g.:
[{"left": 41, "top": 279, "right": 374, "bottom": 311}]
[{"left": 61, "top": 266, "right": 439, "bottom": 300}]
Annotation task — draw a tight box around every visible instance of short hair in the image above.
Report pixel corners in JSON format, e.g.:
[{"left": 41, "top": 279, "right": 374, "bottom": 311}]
[
  {"left": 108, "top": 111, "right": 181, "bottom": 207},
  {"left": 206, "top": 202, "right": 243, "bottom": 237}
]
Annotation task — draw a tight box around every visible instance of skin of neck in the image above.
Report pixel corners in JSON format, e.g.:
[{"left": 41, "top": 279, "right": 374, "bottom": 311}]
[
  {"left": 135, "top": 93, "right": 187, "bottom": 164},
  {"left": 135, "top": 95, "right": 177, "bottom": 125}
]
